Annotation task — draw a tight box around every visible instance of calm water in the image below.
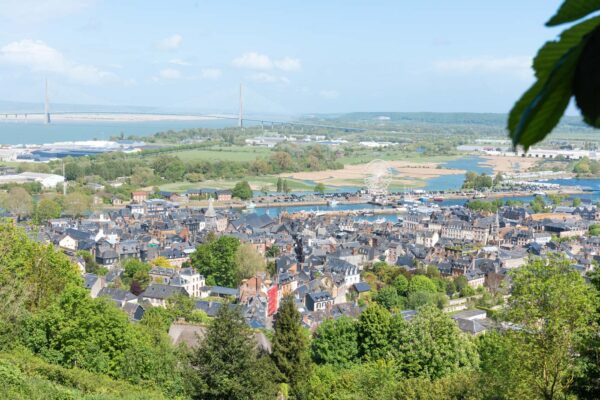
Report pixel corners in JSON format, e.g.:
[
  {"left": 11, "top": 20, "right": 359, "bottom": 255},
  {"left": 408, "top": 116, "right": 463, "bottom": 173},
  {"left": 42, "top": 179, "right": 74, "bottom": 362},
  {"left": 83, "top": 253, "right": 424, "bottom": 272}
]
[
  {"left": 0, "top": 119, "right": 242, "bottom": 144},
  {"left": 423, "top": 156, "right": 492, "bottom": 191}
]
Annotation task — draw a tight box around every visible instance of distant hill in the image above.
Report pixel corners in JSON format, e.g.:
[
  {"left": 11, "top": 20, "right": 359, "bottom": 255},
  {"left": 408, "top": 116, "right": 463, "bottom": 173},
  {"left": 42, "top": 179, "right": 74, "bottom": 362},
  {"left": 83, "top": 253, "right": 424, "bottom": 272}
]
[{"left": 320, "top": 112, "right": 586, "bottom": 127}]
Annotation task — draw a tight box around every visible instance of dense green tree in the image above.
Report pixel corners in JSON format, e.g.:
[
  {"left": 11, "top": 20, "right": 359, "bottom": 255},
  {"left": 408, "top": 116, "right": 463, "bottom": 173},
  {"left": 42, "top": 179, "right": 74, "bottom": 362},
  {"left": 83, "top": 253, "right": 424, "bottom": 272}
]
[
  {"left": 394, "top": 305, "right": 479, "bottom": 379},
  {"left": 406, "top": 290, "right": 448, "bottom": 310},
  {"left": 189, "top": 304, "right": 278, "bottom": 400},
  {"left": 151, "top": 155, "right": 185, "bottom": 181},
  {"left": 530, "top": 195, "right": 547, "bottom": 213},
  {"left": 272, "top": 296, "right": 311, "bottom": 398},
  {"left": 232, "top": 180, "right": 253, "bottom": 200},
  {"left": 311, "top": 316, "right": 358, "bottom": 367},
  {"left": 190, "top": 235, "right": 241, "bottom": 287},
  {"left": 63, "top": 192, "right": 92, "bottom": 217},
  {"left": 130, "top": 166, "right": 157, "bottom": 187},
  {"left": 4, "top": 187, "right": 33, "bottom": 219},
  {"left": 235, "top": 243, "right": 266, "bottom": 282},
  {"left": 23, "top": 286, "right": 185, "bottom": 395},
  {"left": 408, "top": 275, "right": 437, "bottom": 294},
  {"left": 122, "top": 258, "right": 151, "bottom": 294},
  {"left": 64, "top": 162, "right": 84, "bottom": 181},
  {"left": 282, "top": 179, "right": 291, "bottom": 193},
  {"left": 314, "top": 182, "right": 326, "bottom": 194},
  {"left": 572, "top": 268, "right": 600, "bottom": 398},
  {"left": 276, "top": 177, "right": 283, "bottom": 192},
  {"left": 265, "top": 244, "right": 281, "bottom": 258},
  {"left": 33, "top": 197, "right": 62, "bottom": 224},
  {"left": 393, "top": 274, "right": 409, "bottom": 296},
  {"left": 373, "top": 286, "right": 404, "bottom": 311},
  {"left": 357, "top": 303, "right": 391, "bottom": 360},
  {"left": 503, "top": 257, "right": 597, "bottom": 399}
]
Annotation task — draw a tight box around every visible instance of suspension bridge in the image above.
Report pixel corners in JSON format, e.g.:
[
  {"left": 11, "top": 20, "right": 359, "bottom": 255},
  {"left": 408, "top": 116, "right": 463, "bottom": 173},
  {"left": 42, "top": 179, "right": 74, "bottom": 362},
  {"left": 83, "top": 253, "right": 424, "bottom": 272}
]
[{"left": 0, "top": 82, "right": 364, "bottom": 133}]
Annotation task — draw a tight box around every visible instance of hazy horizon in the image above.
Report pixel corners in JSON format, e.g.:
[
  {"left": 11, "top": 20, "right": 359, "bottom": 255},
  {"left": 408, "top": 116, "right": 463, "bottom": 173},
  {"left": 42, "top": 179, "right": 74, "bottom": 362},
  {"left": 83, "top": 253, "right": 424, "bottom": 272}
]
[{"left": 0, "top": 0, "right": 567, "bottom": 115}]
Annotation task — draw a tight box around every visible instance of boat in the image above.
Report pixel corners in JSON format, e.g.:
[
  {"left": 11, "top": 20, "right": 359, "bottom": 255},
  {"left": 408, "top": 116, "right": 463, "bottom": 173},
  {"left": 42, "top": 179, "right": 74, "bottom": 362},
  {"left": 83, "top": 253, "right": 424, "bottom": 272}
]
[
  {"left": 433, "top": 196, "right": 444, "bottom": 202},
  {"left": 472, "top": 192, "right": 486, "bottom": 199},
  {"left": 244, "top": 201, "right": 256, "bottom": 209},
  {"left": 374, "top": 217, "right": 387, "bottom": 224},
  {"left": 328, "top": 199, "right": 339, "bottom": 207},
  {"left": 533, "top": 191, "right": 546, "bottom": 196}
]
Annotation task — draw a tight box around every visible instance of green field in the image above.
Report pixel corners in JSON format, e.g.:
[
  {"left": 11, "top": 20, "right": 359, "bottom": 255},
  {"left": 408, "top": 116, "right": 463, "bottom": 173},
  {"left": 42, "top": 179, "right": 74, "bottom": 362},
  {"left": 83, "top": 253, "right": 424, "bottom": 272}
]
[
  {"left": 338, "top": 151, "right": 460, "bottom": 165},
  {"left": 149, "top": 146, "right": 271, "bottom": 162}
]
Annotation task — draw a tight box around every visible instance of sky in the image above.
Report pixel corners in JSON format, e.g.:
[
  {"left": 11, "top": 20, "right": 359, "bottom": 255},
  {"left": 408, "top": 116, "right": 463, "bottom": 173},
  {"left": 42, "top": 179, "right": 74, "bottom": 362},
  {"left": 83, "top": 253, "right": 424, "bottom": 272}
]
[{"left": 0, "top": 0, "right": 567, "bottom": 115}]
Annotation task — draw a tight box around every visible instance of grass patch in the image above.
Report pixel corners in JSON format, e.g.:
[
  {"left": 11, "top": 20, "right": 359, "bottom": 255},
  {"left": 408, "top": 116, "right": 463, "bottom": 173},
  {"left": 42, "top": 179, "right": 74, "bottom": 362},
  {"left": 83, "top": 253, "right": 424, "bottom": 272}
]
[{"left": 150, "top": 146, "right": 270, "bottom": 162}]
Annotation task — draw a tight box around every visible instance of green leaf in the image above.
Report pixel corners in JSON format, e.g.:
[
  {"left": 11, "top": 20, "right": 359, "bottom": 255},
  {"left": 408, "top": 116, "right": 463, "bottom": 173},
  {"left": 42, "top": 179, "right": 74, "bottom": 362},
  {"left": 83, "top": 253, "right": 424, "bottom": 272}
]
[
  {"left": 547, "top": 0, "right": 600, "bottom": 26},
  {"left": 508, "top": 44, "right": 583, "bottom": 150},
  {"left": 534, "top": 16, "right": 600, "bottom": 80}
]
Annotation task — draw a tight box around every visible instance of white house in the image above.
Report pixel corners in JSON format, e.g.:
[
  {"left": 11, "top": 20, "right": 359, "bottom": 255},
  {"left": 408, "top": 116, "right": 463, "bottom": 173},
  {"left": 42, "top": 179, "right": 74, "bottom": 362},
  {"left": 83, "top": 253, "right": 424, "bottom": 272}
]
[{"left": 170, "top": 268, "right": 205, "bottom": 298}]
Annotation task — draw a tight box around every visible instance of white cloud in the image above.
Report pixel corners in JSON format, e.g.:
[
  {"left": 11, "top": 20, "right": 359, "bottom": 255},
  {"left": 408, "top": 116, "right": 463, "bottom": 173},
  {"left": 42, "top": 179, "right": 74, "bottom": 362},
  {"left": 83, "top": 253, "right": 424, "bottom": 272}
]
[
  {"left": 233, "top": 52, "right": 273, "bottom": 70},
  {"left": 434, "top": 56, "right": 531, "bottom": 79},
  {"left": 0, "top": 39, "right": 117, "bottom": 84},
  {"left": 250, "top": 72, "right": 289, "bottom": 84},
  {"left": 319, "top": 89, "right": 339, "bottom": 99},
  {"left": 274, "top": 57, "right": 301, "bottom": 71},
  {"left": 233, "top": 52, "right": 301, "bottom": 72},
  {"left": 169, "top": 58, "right": 190, "bottom": 66},
  {"left": 156, "top": 34, "right": 183, "bottom": 50},
  {"left": 200, "top": 68, "right": 222, "bottom": 80},
  {"left": 158, "top": 68, "right": 182, "bottom": 79}
]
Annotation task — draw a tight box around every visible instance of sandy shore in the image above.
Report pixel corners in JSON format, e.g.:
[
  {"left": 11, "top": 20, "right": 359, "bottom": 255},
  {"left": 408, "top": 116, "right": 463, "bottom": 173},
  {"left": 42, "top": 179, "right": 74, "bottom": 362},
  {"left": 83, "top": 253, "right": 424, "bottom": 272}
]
[
  {"left": 280, "top": 161, "right": 465, "bottom": 186},
  {"left": 480, "top": 155, "right": 538, "bottom": 174}
]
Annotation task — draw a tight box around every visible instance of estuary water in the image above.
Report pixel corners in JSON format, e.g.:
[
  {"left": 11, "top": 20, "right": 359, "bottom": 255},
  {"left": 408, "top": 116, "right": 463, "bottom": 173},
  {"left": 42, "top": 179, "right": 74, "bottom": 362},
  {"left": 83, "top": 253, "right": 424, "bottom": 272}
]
[{"left": 0, "top": 119, "right": 240, "bottom": 145}]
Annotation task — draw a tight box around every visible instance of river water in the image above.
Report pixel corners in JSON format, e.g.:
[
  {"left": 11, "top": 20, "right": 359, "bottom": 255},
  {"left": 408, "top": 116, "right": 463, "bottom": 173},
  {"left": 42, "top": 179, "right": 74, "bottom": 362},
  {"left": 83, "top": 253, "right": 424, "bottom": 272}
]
[{"left": 0, "top": 119, "right": 241, "bottom": 144}]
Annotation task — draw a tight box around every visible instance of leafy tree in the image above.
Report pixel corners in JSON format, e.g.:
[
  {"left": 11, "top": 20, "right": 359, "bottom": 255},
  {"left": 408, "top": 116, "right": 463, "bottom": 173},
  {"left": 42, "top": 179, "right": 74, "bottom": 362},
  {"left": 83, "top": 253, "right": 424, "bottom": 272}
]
[
  {"left": 0, "top": 223, "right": 81, "bottom": 312},
  {"left": 265, "top": 244, "right": 281, "bottom": 258},
  {"left": 508, "top": 1, "right": 600, "bottom": 149},
  {"left": 357, "top": 303, "right": 391, "bottom": 360},
  {"left": 530, "top": 195, "right": 547, "bottom": 213},
  {"left": 130, "top": 166, "right": 157, "bottom": 187},
  {"left": 493, "top": 172, "right": 503, "bottom": 186},
  {"left": 151, "top": 155, "right": 185, "bottom": 181},
  {"left": 276, "top": 177, "right": 283, "bottom": 192},
  {"left": 573, "top": 197, "right": 582, "bottom": 207},
  {"left": 503, "top": 257, "right": 597, "bottom": 399},
  {"left": 232, "top": 180, "right": 253, "bottom": 200},
  {"left": 151, "top": 256, "right": 173, "bottom": 268},
  {"left": 272, "top": 296, "right": 311, "bottom": 398},
  {"left": 190, "top": 235, "right": 240, "bottom": 287},
  {"left": 408, "top": 275, "right": 437, "bottom": 294},
  {"left": 394, "top": 305, "right": 479, "bottom": 379},
  {"left": 64, "top": 162, "right": 84, "bottom": 181},
  {"left": 23, "top": 286, "right": 185, "bottom": 395},
  {"left": 406, "top": 291, "right": 448, "bottom": 310},
  {"left": 572, "top": 268, "right": 600, "bottom": 398},
  {"left": 373, "top": 286, "right": 403, "bottom": 311},
  {"left": 63, "top": 192, "right": 91, "bottom": 217},
  {"left": 189, "top": 303, "right": 278, "bottom": 400},
  {"left": 548, "top": 193, "right": 566, "bottom": 205},
  {"left": 33, "top": 197, "right": 62, "bottom": 224},
  {"left": 314, "top": 182, "right": 326, "bottom": 194},
  {"left": 122, "top": 258, "right": 151, "bottom": 294},
  {"left": 235, "top": 243, "right": 266, "bottom": 282},
  {"left": 282, "top": 179, "right": 291, "bottom": 194},
  {"left": 393, "top": 274, "right": 409, "bottom": 296},
  {"left": 311, "top": 316, "right": 358, "bottom": 367},
  {"left": 4, "top": 187, "right": 33, "bottom": 219}
]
